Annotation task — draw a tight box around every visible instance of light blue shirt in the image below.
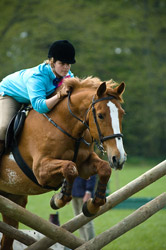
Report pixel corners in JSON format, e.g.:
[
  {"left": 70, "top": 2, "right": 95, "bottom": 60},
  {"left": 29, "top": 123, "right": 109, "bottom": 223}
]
[{"left": 0, "top": 63, "right": 74, "bottom": 113}]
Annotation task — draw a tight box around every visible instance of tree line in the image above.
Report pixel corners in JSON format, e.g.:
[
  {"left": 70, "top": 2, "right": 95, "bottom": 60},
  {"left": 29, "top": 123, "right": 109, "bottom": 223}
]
[{"left": 0, "top": 0, "right": 165, "bottom": 159}]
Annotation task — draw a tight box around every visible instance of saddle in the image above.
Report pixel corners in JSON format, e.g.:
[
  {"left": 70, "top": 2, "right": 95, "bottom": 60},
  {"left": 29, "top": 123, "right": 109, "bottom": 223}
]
[{"left": 5, "top": 105, "right": 32, "bottom": 149}]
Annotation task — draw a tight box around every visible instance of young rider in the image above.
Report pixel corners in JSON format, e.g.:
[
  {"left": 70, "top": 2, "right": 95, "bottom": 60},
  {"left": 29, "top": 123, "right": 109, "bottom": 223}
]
[{"left": 0, "top": 40, "right": 76, "bottom": 158}]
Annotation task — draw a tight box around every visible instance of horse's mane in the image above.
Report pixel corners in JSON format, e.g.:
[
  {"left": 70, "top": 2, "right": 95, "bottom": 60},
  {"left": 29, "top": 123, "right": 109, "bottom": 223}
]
[
  {"left": 63, "top": 76, "right": 102, "bottom": 89},
  {"left": 63, "top": 76, "right": 124, "bottom": 102}
]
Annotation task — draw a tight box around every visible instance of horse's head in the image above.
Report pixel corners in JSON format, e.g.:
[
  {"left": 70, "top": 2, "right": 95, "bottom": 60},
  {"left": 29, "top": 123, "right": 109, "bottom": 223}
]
[{"left": 88, "top": 81, "right": 127, "bottom": 170}]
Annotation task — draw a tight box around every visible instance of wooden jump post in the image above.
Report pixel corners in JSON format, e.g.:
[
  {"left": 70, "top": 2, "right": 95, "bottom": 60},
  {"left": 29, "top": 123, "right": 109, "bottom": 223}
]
[
  {"left": 0, "top": 160, "right": 165, "bottom": 249},
  {"left": 25, "top": 160, "right": 166, "bottom": 250}
]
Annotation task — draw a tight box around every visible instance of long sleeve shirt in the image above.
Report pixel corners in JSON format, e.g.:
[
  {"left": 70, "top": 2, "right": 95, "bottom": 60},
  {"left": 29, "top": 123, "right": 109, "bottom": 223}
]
[{"left": 0, "top": 63, "right": 74, "bottom": 113}]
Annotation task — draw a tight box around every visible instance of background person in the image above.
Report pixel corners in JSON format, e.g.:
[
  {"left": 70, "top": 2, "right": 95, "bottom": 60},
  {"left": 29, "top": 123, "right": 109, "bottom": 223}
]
[{"left": 71, "top": 175, "right": 96, "bottom": 241}]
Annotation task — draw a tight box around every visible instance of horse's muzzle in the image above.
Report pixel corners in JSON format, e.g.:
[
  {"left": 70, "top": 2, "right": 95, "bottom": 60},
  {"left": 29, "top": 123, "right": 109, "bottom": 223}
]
[{"left": 109, "top": 154, "right": 127, "bottom": 170}]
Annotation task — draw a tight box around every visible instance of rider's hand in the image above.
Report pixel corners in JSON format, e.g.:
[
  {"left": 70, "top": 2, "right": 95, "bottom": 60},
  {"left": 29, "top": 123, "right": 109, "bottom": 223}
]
[
  {"left": 83, "top": 191, "right": 92, "bottom": 203},
  {"left": 59, "top": 86, "right": 70, "bottom": 98}
]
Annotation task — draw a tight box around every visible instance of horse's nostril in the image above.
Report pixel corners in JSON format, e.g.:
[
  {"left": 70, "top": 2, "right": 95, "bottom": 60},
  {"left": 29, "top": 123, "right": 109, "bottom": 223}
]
[{"left": 112, "top": 156, "right": 117, "bottom": 164}]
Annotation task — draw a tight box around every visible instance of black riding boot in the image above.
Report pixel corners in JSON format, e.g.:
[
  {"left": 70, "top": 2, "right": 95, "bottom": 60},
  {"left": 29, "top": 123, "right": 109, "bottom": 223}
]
[{"left": 0, "top": 140, "right": 5, "bottom": 159}]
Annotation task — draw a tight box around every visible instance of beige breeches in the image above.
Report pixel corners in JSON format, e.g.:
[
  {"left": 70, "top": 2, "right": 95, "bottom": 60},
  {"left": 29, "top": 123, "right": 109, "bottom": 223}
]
[
  {"left": 72, "top": 198, "right": 95, "bottom": 241},
  {"left": 0, "top": 95, "right": 21, "bottom": 140}
]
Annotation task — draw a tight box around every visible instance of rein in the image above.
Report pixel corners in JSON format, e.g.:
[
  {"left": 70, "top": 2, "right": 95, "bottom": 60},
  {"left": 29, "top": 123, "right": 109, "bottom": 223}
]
[{"left": 67, "top": 91, "right": 89, "bottom": 130}]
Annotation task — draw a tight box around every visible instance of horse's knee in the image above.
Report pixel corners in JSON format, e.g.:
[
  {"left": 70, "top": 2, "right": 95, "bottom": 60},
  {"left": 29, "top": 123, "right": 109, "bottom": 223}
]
[{"left": 62, "top": 162, "right": 78, "bottom": 182}]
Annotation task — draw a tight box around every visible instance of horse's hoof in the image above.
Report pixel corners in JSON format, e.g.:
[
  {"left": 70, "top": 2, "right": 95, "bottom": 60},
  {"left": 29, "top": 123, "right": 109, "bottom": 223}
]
[
  {"left": 82, "top": 201, "right": 94, "bottom": 217},
  {"left": 50, "top": 195, "right": 59, "bottom": 210},
  {"left": 50, "top": 193, "right": 66, "bottom": 210},
  {"left": 82, "top": 199, "right": 100, "bottom": 217}
]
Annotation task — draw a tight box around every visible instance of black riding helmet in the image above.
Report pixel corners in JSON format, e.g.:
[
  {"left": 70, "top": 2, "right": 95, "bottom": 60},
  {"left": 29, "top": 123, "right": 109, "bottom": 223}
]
[{"left": 48, "top": 40, "right": 76, "bottom": 64}]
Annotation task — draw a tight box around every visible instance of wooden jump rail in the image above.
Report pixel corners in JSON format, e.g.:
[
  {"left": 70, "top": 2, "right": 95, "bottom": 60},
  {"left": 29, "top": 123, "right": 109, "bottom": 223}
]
[
  {"left": 0, "top": 196, "right": 85, "bottom": 249},
  {"left": 75, "top": 193, "right": 166, "bottom": 250},
  {"left": 0, "top": 160, "right": 165, "bottom": 249},
  {"left": 25, "top": 159, "right": 166, "bottom": 250}
]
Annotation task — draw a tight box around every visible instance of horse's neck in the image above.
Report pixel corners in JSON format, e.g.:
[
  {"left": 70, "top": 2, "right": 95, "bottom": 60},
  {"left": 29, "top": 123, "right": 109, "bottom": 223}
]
[
  {"left": 71, "top": 90, "right": 94, "bottom": 117},
  {"left": 51, "top": 90, "right": 94, "bottom": 136},
  {"left": 69, "top": 90, "right": 94, "bottom": 138}
]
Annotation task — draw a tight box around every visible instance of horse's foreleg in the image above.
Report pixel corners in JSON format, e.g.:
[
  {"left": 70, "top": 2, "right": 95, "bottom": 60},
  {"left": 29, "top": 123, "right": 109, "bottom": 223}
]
[
  {"left": 0, "top": 194, "right": 27, "bottom": 250},
  {"left": 33, "top": 158, "right": 79, "bottom": 210},
  {"left": 49, "top": 160, "right": 78, "bottom": 210},
  {"left": 82, "top": 153, "right": 111, "bottom": 217}
]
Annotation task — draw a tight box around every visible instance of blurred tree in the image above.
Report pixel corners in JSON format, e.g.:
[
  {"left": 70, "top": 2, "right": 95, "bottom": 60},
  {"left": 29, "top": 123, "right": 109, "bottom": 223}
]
[{"left": 0, "top": 0, "right": 165, "bottom": 159}]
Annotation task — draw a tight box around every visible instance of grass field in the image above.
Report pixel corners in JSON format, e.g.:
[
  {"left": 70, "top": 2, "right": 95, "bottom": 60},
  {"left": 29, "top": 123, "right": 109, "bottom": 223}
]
[{"left": 1, "top": 158, "right": 166, "bottom": 249}]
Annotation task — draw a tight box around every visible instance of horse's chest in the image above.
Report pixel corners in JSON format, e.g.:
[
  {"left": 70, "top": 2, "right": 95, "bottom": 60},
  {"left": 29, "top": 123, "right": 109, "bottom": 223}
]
[{"left": 62, "top": 147, "right": 90, "bottom": 164}]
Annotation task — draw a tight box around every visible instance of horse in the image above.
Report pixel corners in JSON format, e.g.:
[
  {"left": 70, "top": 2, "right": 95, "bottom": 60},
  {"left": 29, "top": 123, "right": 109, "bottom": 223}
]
[{"left": 0, "top": 76, "right": 126, "bottom": 250}]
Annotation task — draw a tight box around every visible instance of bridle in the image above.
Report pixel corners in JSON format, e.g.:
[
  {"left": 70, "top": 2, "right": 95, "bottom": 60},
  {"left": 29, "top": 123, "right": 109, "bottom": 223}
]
[
  {"left": 91, "top": 96, "right": 123, "bottom": 153},
  {"left": 43, "top": 91, "right": 123, "bottom": 160}
]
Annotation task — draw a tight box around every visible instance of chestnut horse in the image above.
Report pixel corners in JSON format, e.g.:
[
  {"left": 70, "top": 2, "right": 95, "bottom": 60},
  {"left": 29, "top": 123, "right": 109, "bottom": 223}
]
[{"left": 0, "top": 76, "right": 126, "bottom": 250}]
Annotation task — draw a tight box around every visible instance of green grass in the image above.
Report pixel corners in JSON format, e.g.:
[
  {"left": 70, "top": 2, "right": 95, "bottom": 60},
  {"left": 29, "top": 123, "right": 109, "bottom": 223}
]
[
  {"left": 110, "top": 158, "right": 165, "bottom": 198},
  {"left": 94, "top": 209, "right": 166, "bottom": 250},
  {"left": 1, "top": 158, "right": 166, "bottom": 249}
]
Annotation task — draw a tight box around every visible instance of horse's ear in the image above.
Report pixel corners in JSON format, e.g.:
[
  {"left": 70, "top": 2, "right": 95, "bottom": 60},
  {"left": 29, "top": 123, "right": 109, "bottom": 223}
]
[
  {"left": 116, "top": 82, "right": 125, "bottom": 95},
  {"left": 97, "top": 82, "right": 106, "bottom": 97}
]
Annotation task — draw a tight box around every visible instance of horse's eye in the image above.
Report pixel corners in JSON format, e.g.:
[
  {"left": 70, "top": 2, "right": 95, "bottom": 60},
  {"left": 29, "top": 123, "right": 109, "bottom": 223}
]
[{"left": 98, "top": 113, "right": 104, "bottom": 120}]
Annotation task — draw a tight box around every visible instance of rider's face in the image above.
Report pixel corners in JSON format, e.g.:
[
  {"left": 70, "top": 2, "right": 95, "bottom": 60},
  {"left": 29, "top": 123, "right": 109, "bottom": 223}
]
[{"left": 53, "top": 60, "right": 71, "bottom": 78}]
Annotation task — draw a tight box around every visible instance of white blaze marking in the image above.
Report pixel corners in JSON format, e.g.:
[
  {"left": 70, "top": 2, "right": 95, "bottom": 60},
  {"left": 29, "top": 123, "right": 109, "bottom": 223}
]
[{"left": 107, "top": 101, "right": 125, "bottom": 162}]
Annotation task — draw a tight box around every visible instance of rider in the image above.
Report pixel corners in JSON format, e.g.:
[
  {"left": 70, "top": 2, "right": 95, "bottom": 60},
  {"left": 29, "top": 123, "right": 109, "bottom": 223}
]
[{"left": 0, "top": 40, "right": 76, "bottom": 159}]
